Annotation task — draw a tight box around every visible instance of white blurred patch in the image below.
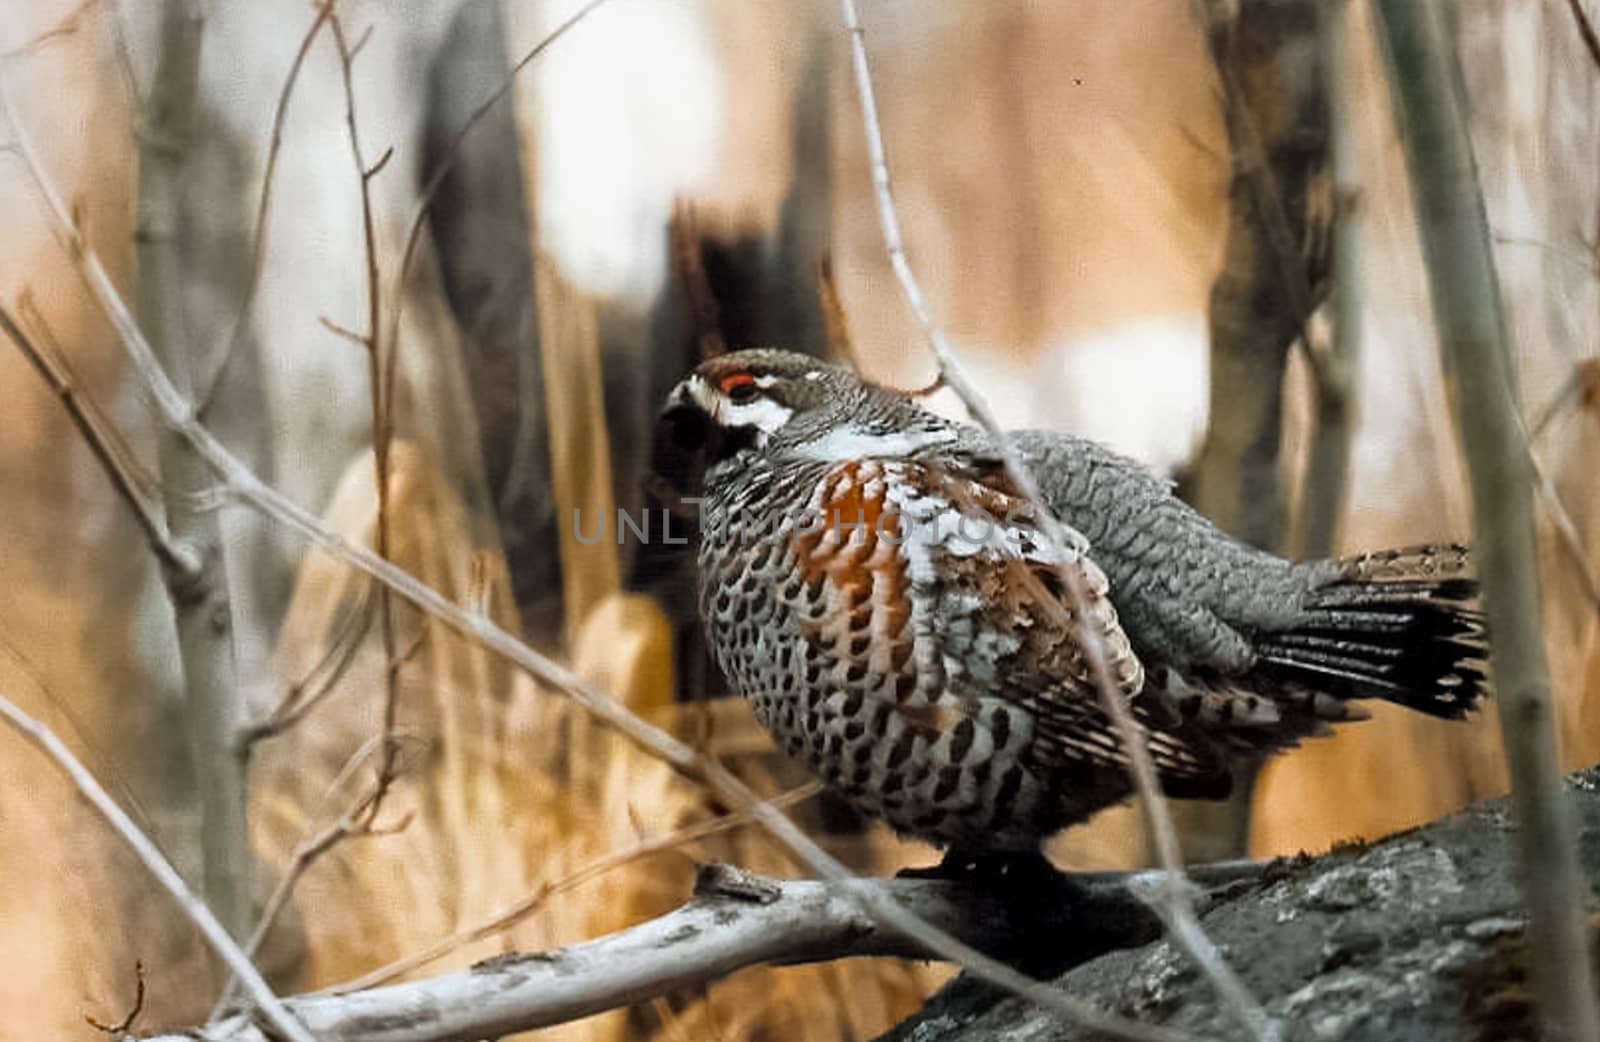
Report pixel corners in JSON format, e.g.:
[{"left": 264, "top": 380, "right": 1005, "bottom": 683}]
[
  {"left": 528, "top": 0, "right": 721, "bottom": 301},
  {"left": 924, "top": 315, "right": 1210, "bottom": 476}
]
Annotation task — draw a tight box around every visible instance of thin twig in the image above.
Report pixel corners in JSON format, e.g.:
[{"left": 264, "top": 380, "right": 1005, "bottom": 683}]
[
  {"left": 380, "top": 0, "right": 615, "bottom": 387},
  {"left": 1529, "top": 368, "right": 1582, "bottom": 441},
  {"left": 0, "top": 692, "right": 317, "bottom": 1042},
  {"left": 1566, "top": 0, "right": 1600, "bottom": 74},
  {"left": 1373, "top": 4, "right": 1600, "bottom": 1040},
  {"left": 1520, "top": 414, "right": 1600, "bottom": 617},
  {"left": 3, "top": 96, "right": 1197, "bottom": 1042},
  {"left": 210, "top": 735, "right": 402, "bottom": 1020},
  {"left": 670, "top": 199, "right": 727, "bottom": 360},
  {"left": 837, "top": 3, "right": 1275, "bottom": 1040},
  {"left": 0, "top": 303, "right": 197, "bottom": 581},
  {"left": 329, "top": 11, "right": 403, "bottom": 831},
  {"left": 244, "top": 584, "right": 374, "bottom": 744},
  {"left": 815, "top": 256, "right": 858, "bottom": 364},
  {"left": 84, "top": 959, "right": 145, "bottom": 1034},
  {"left": 0, "top": 0, "right": 99, "bottom": 61},
  {"left": 196, "top": 0, "right": 334, "bottom": 415},
  {"left": 331, "top": 784, "right": 824, "bottom": 992}
]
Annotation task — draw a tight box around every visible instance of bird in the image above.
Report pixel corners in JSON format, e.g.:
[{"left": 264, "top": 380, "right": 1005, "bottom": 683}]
[{"left": 651, "top": 347, "right": 1487, "bottom": 866}]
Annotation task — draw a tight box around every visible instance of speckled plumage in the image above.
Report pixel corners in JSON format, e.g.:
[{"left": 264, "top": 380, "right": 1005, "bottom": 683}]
[{"left": 653, "top": 349, "right": 1487, "bottom": 852}]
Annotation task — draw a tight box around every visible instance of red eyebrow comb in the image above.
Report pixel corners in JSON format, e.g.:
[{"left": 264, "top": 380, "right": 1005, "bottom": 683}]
[{"left": 718, "top": 372, "right": 757, "bottom": 392}]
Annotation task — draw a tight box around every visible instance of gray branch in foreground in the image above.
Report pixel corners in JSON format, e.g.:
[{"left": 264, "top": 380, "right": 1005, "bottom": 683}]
[
  {"left": 140, "top": 861, "right": 1206, "bottom": 1042},
  {"left": 1372, "top": 4, "right": 1600, "bottom": 1042}
]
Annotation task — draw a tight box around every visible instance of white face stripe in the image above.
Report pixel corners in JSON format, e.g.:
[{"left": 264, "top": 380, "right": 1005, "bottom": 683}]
[
  {"left": 681, "top": 373, "right": 794, "bottom": 435},
  {"left": 721, "top": 396, "right": 795, "bottom": 433}
]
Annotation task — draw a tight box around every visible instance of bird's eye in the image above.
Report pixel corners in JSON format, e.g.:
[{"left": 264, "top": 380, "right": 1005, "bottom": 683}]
[{"left": 719, "top": 372, "right": 761, "bottom": 403}]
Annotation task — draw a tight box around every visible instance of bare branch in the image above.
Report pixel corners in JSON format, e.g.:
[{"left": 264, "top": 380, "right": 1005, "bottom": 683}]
[
  {"left": 328, "top": 8, "right": 405, "bottom": 833},
  {"left": 0, "top": 302, "right": 197, "bottom": 581},
  {"left": 1565, "top": 0, "right": 1600, "bottom": 74},
  {"left": 1528, "top": 357, "right": 1600, "bottom": 442},
  {"left": 144, "top": 863, "right": 1218, "bottom": 1042},
  {"left": 836, "top": 2, "right": 1274, "bottom": 1039},
  {"left": 0, "top": 691, "right": 316, "bottom": 1042},
  {"left": 1373, "top": 4, "right": 1600, "bottom": 1039}
]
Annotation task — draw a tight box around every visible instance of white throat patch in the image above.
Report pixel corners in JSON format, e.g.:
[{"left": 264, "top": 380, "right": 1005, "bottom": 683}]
[{"left": 798, "top": 425, "right": 957, "bottom": 461}]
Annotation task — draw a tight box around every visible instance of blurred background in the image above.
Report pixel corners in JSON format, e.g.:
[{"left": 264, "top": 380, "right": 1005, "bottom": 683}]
[{"left": 0, "top": 0, "right": 1596, "bottom": 1039}]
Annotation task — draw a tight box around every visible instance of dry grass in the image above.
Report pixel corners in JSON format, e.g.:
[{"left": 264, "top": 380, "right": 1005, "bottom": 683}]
[{"left": 248, "top": 435, "right": 943, "bottom": 1041}]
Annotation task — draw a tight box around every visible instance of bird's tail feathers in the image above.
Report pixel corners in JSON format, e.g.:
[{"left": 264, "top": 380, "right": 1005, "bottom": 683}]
[{"left": 1251, "top": 544, "right": 1488, "bottom": 720}]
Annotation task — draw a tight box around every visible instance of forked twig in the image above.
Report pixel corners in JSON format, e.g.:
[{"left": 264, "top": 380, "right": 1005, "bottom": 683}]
[
  {"left": 3, "top": 86, "right": 1199, "bottom": 1042},
  {"left": 329, "top": 9, "right": 404, "bottom": 831},
  {"left": 837, "top": 2, "right": 1275, "bottom": 1039},
  {"left": 244, "top": 584, "right": 374, "bottom": 743},
  {"left": 84, "top": 960, "right": 145, "bottom": 1034},
  {"left": 0, "top": 303, "right": 196, "bottom": 582},
  {"left": 0, "top": 692, "right": 317, "bottom": 1042},
  {"left": 211, "top": 734, "right": 410, "bottom": 1020}
]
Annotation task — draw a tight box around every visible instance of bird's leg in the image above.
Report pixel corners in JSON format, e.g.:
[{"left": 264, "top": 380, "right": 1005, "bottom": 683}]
[{"left": 896, "top": 847, "right": 1063, "bottom": 886}]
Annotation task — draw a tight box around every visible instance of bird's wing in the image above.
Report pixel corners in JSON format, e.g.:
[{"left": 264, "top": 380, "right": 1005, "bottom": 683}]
[{"left": 811, "top": 454, "right": 1231, "bottom": 795}]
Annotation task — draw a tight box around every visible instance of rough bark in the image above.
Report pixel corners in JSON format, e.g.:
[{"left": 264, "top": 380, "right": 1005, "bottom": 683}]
[{"left": 879, "top": 766, "right": 1600, "bottom": 1042}]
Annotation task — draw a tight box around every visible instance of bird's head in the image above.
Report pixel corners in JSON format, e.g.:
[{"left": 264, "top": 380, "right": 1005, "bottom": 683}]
[{"left": 651, "top": 349, "right": 861, "bottom": 502}]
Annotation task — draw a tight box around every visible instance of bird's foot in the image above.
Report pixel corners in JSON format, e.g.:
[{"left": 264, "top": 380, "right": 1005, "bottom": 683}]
[{"left": 896, "top": 848, "right": 1064, "bottom": 888}]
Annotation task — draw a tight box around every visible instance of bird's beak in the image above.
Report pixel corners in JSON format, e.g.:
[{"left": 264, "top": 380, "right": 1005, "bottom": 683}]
[{"left": 650, "top": 380, "right": 719, "bottom": 512}]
